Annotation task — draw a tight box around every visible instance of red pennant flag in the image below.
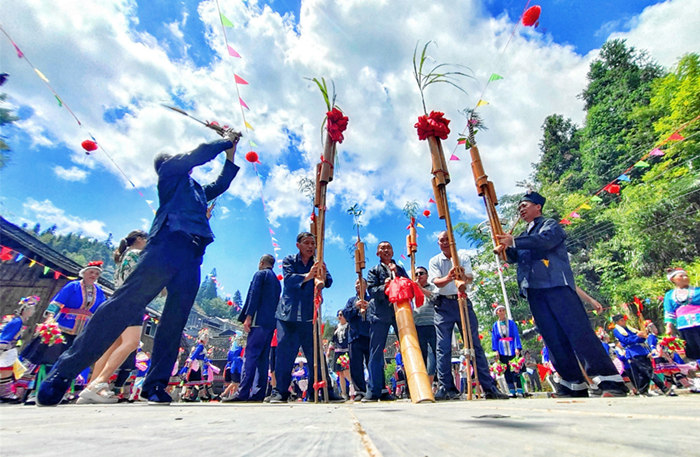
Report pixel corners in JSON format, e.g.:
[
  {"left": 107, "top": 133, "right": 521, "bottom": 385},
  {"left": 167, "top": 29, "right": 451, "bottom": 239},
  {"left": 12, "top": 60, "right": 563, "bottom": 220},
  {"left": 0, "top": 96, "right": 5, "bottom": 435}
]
[
  {"left": 560, "top": 218, "right": 572, "bottom": 225},
  {"left": 239, "top": 97, "right": 249, "bottom": 110},
  {"left": 668, "top": 132, "right": 684, "bottom": 141},
  {"left": 428, "top": 198, "right": 436, "bottom": 204},
  {"left": 234, "top": 74, "right": 248, "bottom": 85},
  {"left": 53, "top": 271, "right": 61, "bottom": 280},
  {"left": 0, "top": 246, "right": 14, "bottom": 261},
  {"left": 603, "top": 183, "right": 621, "bottom": 194},
  {"left": 449, "top": 154, "right": 460, "bottom": 161}
]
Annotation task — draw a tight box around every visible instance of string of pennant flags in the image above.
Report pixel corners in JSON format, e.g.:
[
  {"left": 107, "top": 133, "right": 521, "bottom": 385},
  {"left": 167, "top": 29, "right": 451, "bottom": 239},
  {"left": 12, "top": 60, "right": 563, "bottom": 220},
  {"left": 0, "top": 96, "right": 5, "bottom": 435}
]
[
  {"left": 214, "top": 1, "right": 284, "bottom": 274},
  {"left": 0, "top": 25, "right": 159, "bottom": 217},
  {"left": 2, "top": 14, "right": 285, "bottom": 271},
  {"left": 558, "top": 115, "right": 699, "bottom": 226},
  {"left": 0, "top": 245, "right": 79, "bottom": 281}
]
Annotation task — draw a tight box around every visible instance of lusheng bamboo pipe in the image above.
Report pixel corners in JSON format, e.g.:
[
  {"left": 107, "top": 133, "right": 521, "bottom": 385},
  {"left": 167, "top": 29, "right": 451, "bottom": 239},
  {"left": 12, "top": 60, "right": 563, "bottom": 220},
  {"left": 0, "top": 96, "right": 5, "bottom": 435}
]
[
  {"left": 469, "top": 142, "right": 506, "bottom": 261},
  {"left": 311, "top": 130, "right": 336, "bottom": 403},
  {"left": 388, "top": 270, "right": 435, "bottom": 403},
  {"left": 354, "top": 240, "right": 367, "bottom": 320},
  {"left": 427, "top": 136, "right": 481, "bottom": 400}
]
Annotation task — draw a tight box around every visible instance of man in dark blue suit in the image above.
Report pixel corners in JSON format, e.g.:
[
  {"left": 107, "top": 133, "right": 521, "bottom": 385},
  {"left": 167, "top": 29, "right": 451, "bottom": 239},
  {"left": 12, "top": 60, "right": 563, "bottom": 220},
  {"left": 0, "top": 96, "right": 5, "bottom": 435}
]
[
  {"left": 342, "top": 278, "right": 370, "bottom": 400},
  {"left": 363, "top": 241, "right": 408, "bottom": 402},
  {"left": 496, "top": 192, "right": 627, "bottom": 397},
  {"left": 268, "top": 232, "right": 340, "bottom": 403},
  {"left": 226, "top": 254, "right": 281, "bottom": 402},
  {"left": 38, "top": 131, "right": 241, "bottom": 406}
]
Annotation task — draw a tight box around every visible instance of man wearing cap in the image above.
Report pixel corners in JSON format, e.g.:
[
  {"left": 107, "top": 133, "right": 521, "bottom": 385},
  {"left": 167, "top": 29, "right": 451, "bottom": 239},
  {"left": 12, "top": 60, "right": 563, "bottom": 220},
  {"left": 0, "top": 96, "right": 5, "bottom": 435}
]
[
  {"left": 226, "top": 254, "right": 281, "bottom": 402},
  {"left": 267, "top": 232, "right": 342, "bottom": 403},
  {"left": 612, "top": 314, "right": 672, "bottom": 396},
  {"left": 429, "top": 231, "right": 508, "bottom": 400},
  {"left": 496, "top": 192, "right": 628, "bottom": 397},
  {"left": 491, "top": 304, "right": 524, "bottom": 397},
  {"left": 38, "top": 131, "right": 242, "bottom": 406}
]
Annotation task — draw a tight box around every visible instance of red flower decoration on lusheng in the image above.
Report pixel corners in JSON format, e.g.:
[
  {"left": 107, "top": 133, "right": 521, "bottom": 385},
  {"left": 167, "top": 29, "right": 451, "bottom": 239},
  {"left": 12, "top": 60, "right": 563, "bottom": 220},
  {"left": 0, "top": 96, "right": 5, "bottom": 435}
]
[
  {"left": 245, "top": 151, "right": 260, "bottom": 163},
  {"left": 326, "top": 107, "right": 349, "bottom": 143},
  {"left": 414, "top": 111, "right": 451, "bottom": 141},
  {"left": 423, "top": 209, "right": 431, "bottom": 217}
]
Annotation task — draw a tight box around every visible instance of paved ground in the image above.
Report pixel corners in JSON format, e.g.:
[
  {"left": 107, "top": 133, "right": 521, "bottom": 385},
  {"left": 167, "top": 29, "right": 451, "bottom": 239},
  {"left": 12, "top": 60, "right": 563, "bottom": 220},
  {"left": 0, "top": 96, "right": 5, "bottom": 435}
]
[{"left": 2, "top": 394, "right": 698, "bottom": 456}]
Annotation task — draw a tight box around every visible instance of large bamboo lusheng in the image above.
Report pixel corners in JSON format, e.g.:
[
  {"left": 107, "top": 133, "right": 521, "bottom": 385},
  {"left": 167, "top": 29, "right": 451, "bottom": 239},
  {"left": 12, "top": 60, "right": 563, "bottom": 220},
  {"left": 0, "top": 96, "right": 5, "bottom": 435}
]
[
  {"left": 309, "top": 79, "right": 348, "bottom": 403},
  {"left": 386, "top": 275, "right": 435, "bottom": 403}
]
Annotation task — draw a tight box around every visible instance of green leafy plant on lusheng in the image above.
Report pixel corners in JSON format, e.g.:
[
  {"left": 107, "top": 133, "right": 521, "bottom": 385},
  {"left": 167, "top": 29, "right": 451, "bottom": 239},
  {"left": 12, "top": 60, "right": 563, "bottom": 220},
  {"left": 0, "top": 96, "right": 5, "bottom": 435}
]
[
  {"left": 413, "top": 41, "right": 472, "bottom": 114},
  {"left": 402, "top": 201, "right": 419, "bottom": 220},
  {"left": 457, "top": 108, "right": 488, "bottom": 148}
]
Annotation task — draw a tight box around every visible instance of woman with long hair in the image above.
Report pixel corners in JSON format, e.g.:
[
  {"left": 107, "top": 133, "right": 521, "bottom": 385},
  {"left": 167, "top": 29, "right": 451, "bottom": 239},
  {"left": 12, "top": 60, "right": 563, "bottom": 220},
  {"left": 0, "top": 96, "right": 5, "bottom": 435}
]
[{"left": 78, "top": 230, "right": 148, "bottom": 404}]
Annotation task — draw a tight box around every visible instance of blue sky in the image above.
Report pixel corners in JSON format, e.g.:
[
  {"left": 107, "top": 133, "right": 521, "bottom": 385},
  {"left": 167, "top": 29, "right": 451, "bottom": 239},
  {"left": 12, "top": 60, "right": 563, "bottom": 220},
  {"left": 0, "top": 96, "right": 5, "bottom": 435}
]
[{"left": 1, "top": 0, "right": 697, "bottom": 319}]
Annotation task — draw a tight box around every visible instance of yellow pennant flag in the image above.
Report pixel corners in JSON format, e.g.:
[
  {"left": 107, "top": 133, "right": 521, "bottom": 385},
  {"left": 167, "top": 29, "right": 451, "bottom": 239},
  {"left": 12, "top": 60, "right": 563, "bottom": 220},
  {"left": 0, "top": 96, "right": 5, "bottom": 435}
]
[
  {"left": 476, "top": 99, "right": 489, "bottom": 107},
  {"left": 34, "top": 68, "right": 50, "bottom": 83},
  {"left": 29, "top": 260, "right": 36, "bottom": 268},
  {"left": 244, "top": 121, "right": 254, "bottom": 130},
  {"left": 580, "top": 203, "right": 592, "bottom": 210},
  {"left": 416, "top": 222, "right": 425, "bottom": 228}
]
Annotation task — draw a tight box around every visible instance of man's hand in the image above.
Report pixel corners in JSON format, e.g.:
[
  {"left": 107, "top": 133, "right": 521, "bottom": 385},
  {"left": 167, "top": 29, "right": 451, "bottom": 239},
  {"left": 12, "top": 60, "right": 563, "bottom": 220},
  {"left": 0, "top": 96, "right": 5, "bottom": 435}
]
[
  {"left": 243, "top": 315, "right": 252, "bottom": 333},
  {"left": 356, "top": 299, "right": 368, "bottom": 311},
  {"left": 224, "top": 129, "right": 240, "bottom": 162}
]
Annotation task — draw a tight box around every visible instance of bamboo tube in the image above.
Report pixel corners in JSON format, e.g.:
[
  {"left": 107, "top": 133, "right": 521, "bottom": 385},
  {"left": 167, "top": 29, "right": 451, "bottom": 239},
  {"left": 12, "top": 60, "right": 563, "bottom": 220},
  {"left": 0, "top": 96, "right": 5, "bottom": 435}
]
[{"left": 394, "top": 299, "right": 434, "bottom": 403}]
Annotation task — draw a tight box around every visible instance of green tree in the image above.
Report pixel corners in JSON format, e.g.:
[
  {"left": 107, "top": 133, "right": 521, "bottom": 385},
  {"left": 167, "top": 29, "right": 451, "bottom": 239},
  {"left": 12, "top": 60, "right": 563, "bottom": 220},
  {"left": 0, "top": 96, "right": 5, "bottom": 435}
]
[
  {"left": 196, "top": 269, "right": 219, "bottom": 302},
  {"left": 0, "top": 93, "right": 19, "bottom": 169},
  {"left": 579, "top": 39, "right": 664, "bottom": 191},
  {"left": 535, "top": 114, "right": 583, "bottom": 191}
]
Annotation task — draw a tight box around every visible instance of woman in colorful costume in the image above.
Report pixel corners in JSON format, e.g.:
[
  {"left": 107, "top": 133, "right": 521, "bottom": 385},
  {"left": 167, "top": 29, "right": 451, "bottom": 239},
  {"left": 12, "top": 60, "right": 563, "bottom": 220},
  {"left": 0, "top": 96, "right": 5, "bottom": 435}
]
[
  {"left": 0, "top": 296, "right": 39, "bottom": 402},
  {"left": 664, "top": 268, "right": 700, "bottom": 360}
]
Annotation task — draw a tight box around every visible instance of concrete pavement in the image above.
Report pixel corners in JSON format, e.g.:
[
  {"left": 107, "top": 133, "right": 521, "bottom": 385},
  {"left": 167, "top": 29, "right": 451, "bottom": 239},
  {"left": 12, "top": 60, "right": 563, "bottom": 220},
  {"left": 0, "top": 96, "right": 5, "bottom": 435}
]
[{"left": 2, "top": 395, "right": 698, "bottom": 456}]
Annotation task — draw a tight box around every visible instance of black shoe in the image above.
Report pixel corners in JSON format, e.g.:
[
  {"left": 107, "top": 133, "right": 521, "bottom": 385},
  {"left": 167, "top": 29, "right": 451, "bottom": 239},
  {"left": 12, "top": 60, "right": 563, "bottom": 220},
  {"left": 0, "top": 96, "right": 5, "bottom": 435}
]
[
  {"left": 379, "top": 392, "right": 396, "bottom": 401},
  {"left": 434, "top": 387, "right": 449, "bottom": 401},
  {"left": 37, "top": 371, "right": 72, "bottom": 407},
  {"left": 352, "top": 392, "right": 365, "bottom": 401},
  {"left": 267, "top": 390, "right": 285, "bottom": 404},
  {"left": 590, "top": 388, "right": 626, "bottom": 398},
  {"left": 484, "top": 390, "right": 510, "bottom": 400},
  {"left": 328, "top": 392, "right": 346, "bottom": 403},
  {"left": 140, "top": 386, "right": 172, "bottom": 405},
  {"left": 360, "top": 394, "right": 379, "bottom": 403}
]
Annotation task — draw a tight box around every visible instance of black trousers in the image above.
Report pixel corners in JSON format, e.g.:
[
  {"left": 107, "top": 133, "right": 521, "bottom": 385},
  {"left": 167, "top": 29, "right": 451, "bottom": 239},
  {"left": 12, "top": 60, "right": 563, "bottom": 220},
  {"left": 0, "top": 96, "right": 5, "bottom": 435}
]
[{"left": 349, "top": 336, "right": 370, "bottom": 393}]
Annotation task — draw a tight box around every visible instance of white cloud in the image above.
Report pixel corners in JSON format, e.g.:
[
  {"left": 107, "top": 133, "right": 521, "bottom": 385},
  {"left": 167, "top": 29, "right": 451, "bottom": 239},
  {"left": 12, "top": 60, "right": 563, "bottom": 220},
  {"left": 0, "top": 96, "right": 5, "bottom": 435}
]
[
  {"left": 22, "top": 198, "right": 108, "bottom": 240},
  {"left": 53, "top": 165, "right": 89, "bottom": 182},
  {"left": 609, "top": 0, "right": 700, "bottom": 68},
  {"left": 2, "top": 0, "right": 696, "bottom": 228}
]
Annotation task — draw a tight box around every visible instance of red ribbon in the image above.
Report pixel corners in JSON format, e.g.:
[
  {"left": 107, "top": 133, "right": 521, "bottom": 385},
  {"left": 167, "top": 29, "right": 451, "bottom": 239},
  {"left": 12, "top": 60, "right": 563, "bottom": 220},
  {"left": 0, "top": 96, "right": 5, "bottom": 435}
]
[{"left": 313, "top": 381, "right": 327, "bottom": 391}]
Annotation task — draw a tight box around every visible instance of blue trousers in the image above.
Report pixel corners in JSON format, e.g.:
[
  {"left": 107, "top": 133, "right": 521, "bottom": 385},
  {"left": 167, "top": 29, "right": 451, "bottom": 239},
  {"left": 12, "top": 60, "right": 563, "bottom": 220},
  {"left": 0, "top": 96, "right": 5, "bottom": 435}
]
[
  {"left": 237, "top": 326, "right": 274, "bottom": 401},
  {"left": 416, "top": 324, "right": 437, "bottom": 376},
  {"left": 528, "top": 287, "right": 624, "bottom": 392},
  {"left": 349, "top": 335, "right": 370, "bottom": 393},
  {"left": 274, "top": 320, "right": 314, "bottom": 399},
  {"left": 50, "top": 230, "right": 203, "bottom": 393},
  {"left": 368, "top": 320, "right": 397, "bottom": 398},
  {"left": 435, "top": 297, "right": 497, "bottom": 393}
]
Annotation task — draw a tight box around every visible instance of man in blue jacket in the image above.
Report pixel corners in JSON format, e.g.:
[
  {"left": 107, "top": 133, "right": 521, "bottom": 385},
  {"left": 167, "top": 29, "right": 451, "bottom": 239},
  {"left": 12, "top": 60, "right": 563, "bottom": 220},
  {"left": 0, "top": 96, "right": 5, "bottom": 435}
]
[
  {"left": 227, "top": 254, "right": 281, "bottom": 402},
  {"left": 268, "top": 232, "right": 339, "bottom": 403},
  {"left": 342, "top": 278, "right": 371, "bottom": 400},
  {"left": 496, "top": 192, "right": 627, "bottom": 398},
  {"left": 39, "top": 131, "right": 241, "bottom": 406}
]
